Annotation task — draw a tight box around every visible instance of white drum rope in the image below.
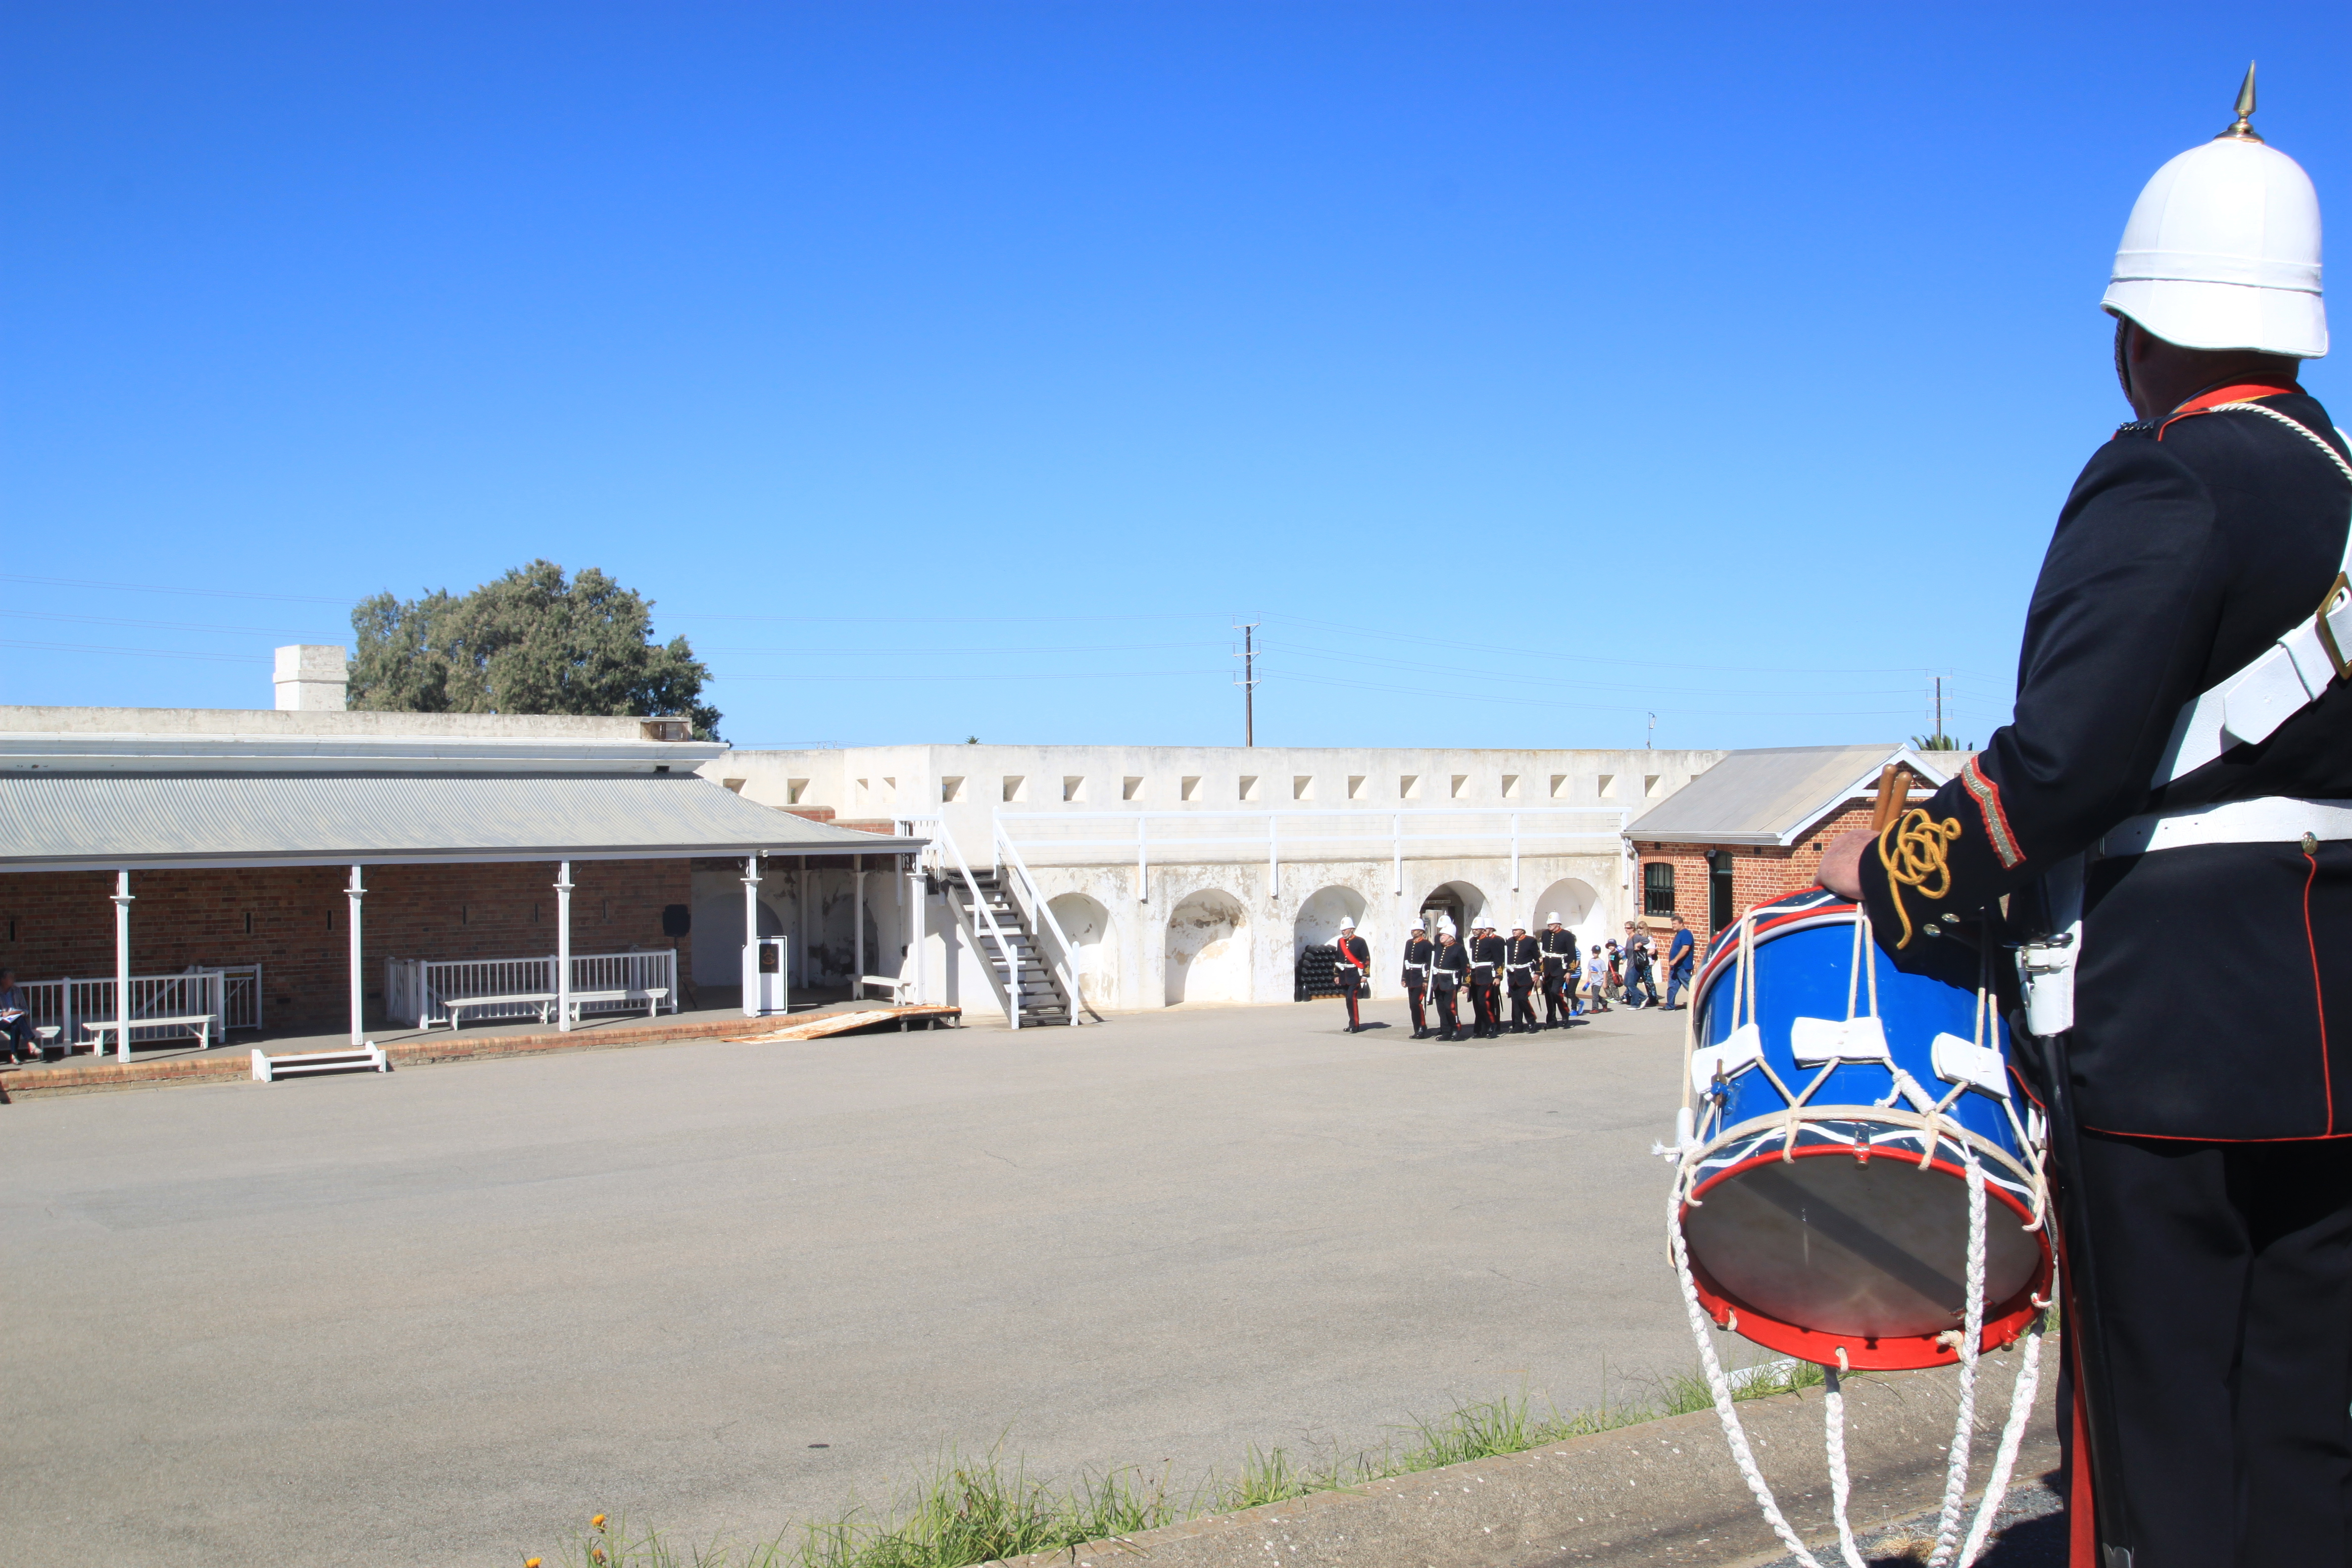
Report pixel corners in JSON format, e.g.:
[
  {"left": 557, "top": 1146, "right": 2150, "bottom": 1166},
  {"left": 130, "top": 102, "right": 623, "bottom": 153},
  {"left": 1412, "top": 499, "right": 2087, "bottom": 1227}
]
[
  {"left": 1822, "top": 1369, "right": 1868, "bottom": 1568},
  {"left": 1665, "top": 1174, "right": 1830, "bottom": 1568},
  {"left": 1924, "top": 1150, "right": 1989, "bottom": 1567},
  {"left": 1958, "top": 1306, "right": 2047, "bottom": 1567}
]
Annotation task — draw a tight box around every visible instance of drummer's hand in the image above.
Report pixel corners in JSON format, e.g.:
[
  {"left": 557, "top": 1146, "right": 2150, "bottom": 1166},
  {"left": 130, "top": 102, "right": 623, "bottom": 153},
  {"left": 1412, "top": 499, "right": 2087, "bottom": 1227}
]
[{"left": 1817, "top": 829, "right": 1871, "bottom": 899}]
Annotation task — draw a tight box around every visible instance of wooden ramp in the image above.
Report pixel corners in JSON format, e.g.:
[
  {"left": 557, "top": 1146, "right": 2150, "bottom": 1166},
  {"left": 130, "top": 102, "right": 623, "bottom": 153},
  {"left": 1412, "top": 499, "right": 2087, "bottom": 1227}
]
[{"left": 723, "top": 1005, "right": 962, "bottom": 1043}]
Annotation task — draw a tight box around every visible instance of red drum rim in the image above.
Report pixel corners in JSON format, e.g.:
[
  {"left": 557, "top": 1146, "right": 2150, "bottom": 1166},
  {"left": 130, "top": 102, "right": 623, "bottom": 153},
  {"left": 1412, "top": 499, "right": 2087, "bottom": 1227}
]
[{"left": 1678, "top": 1141, "right": 2054, "bottom": 1372}]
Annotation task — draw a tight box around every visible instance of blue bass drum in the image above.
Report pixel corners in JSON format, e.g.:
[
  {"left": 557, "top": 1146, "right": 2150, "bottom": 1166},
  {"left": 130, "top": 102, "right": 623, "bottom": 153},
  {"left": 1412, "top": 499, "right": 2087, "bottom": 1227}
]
[{"left": 1671, "top": 888, "right": 2052, "bottom": 1371}]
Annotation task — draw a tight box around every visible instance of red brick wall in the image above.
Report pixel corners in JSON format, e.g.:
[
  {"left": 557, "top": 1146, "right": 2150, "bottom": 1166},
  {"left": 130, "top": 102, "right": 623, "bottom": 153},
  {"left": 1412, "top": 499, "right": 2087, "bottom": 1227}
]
[
  {"left": 0, "top": 860, "right": 691, "bottom": 1032},
  {"left": 1633, "top": 802, "right": 1879, "bottom": 936}
]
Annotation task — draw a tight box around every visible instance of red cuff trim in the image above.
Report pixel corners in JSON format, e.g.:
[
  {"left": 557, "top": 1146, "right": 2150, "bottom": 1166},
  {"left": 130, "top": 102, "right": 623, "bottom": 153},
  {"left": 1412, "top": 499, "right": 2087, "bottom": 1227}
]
[{"left": 1961, "top": 757, "right": 2024, "bottom": 870}]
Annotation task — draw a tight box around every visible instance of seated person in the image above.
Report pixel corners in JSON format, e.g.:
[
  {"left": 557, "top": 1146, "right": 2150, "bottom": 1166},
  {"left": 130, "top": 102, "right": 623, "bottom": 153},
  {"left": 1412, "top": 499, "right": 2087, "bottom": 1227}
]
[{"left": 0, "top": 968, "right": 34, "bottom": 1063}]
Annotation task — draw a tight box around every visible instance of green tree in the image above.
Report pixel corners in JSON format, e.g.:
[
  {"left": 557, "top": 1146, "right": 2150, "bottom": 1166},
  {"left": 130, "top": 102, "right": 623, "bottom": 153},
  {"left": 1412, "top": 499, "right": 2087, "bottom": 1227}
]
[
  {"left": 349, "top": 560, "right": 720, "bottom": 737},
  {"left": 1910, "top": 733, "right": 1974, "bottom": 751}
]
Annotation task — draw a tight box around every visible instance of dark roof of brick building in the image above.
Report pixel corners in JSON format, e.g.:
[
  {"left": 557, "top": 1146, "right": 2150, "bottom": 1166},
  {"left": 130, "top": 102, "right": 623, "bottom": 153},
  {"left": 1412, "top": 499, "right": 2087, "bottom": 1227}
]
[{"left": 1623, "top": 744, "right": 1961, "bottom": 848}]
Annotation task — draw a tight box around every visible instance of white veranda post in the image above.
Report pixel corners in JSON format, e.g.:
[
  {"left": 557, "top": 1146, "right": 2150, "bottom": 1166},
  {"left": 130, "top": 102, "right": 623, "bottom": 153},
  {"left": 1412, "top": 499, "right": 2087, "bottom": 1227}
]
[
  {"left": 111, "top": 871, "right": 133, "bottom": 1063},
  {"left": 345, "top": 866, "right": 366, "bottom": 1046},
  {"left": 911, "top": 847, "right": 928, "bottom": 1005},
  {"left": 739, "top": 856, "right": 761, "bottom": 1018},
  {"left": 852, "top": 854, "right": 865, "bottom": 1001},
  {"left": 555, "top": 861, "right": 574, "bottom": 1032}
]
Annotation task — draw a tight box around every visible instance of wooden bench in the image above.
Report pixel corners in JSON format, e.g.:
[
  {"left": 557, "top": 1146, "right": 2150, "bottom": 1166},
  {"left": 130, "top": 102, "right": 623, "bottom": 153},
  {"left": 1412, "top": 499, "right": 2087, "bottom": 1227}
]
[
  {"left": 566, "top": 986, "right": 669, "bottom": 1023},
  {"left": 440, "top": 992, "right": 556, "bottom": 1031},
  {"left": 83, "top": 1014, "right": 215, "bottom": 1062}
]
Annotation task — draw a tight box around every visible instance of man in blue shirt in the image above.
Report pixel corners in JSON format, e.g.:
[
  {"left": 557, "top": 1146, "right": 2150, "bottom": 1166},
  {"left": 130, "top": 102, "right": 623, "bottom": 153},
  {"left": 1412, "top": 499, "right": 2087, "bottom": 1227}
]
[{"left": 1663, "top": 916, "right": 1696, "bottom": 1010}]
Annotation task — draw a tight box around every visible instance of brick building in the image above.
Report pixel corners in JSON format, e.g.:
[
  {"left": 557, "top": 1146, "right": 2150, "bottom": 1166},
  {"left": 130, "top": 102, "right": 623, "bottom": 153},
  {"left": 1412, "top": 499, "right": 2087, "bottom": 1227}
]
[
  {"left": 0, "top": 648, "right": 916, "bottom": 1052},
  {"left": 1621, "top": 744, "right": 1962, "bottom": 938}
]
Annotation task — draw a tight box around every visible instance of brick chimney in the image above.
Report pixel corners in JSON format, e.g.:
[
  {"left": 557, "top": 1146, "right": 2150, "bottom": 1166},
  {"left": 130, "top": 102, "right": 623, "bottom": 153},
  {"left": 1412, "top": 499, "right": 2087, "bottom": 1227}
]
[{"left": 273, "top": 645, "right": 350, "bottom": 711}]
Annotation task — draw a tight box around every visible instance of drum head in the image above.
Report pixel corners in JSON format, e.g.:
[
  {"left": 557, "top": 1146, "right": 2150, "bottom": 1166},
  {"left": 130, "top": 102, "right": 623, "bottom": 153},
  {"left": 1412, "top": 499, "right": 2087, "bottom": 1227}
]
[{"left": 1684, "top": 1145, "right": 2045, "bottom": 1349}]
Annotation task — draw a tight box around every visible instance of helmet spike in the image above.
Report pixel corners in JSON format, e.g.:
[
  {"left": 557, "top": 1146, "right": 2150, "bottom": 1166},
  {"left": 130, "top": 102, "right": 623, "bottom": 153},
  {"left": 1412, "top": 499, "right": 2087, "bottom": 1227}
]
[{"left": 2219, "top": 61, "right": 2261, "bottom": 143}]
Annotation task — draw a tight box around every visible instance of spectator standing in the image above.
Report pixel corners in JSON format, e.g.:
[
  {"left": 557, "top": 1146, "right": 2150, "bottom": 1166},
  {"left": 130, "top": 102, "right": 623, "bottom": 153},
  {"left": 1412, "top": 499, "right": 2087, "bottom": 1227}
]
[
  {"left": 1664, "top": 915, "right": 1696, "bottom": 1010},
  {"left": 1621, "top": 923, "right": 1657, "bottom": 1009},
  {"left": 1583, "top": 945, "right": 1612, "bottom": 1012},
  {"left": 0, "top": 969, "right": 34, "bottom": 1063}
]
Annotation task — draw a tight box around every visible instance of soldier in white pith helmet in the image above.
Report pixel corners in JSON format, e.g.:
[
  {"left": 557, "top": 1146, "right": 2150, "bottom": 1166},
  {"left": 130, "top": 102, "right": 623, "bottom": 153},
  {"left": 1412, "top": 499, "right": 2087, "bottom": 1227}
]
[
  {"left": 1820, "top": 68, "right": 2351, "bottom": 1566},
  {"left": 1538, "top": 912, "right": 1578, "bottom": 1028},
  {"left": 1329, "top": 918, "right": 1371, "bottom": 1033}
]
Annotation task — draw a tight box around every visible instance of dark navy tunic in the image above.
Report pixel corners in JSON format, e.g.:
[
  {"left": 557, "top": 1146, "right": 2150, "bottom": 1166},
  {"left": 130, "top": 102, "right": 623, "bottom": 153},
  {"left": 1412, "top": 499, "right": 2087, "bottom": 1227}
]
[{"left": 1857, "top": 388, "right": 2352, "bottom": 1139}]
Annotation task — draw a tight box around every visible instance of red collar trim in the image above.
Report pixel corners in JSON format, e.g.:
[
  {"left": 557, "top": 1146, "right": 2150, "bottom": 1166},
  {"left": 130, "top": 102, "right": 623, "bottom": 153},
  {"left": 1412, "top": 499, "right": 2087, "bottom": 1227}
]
[{"left": 2157, "top": 382, "right": 2303, "bottom": 439}]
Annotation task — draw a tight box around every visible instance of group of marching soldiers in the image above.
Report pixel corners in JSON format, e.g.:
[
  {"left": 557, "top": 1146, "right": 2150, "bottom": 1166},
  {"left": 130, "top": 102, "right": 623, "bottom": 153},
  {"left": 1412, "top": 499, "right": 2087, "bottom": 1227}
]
[{"left": 1325, "top": 913, "right": 1580, "bottom": 1040}]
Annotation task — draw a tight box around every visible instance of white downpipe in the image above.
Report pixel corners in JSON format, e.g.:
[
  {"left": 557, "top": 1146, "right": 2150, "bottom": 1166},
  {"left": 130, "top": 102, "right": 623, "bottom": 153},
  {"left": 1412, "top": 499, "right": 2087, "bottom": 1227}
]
[
  {"left": 554, "top": 861, "right": 574, "bottom": 1032},
  {"left": 1511, "top": 812, "right": 1521, "bottom": 892},
  {"left": 995, "top": 819, "right": 1084, "bottom": 1025},
  {"left": 111, "top": 871, "right": 132, "bottom": 1064},
  {"left": 912, "top": 834, "right": 929, "bottom": 1005},
  {"left": 1392, "top": 813, "right": 1403, "bottom": 896},
  {"left": 739, "top": 856, "right": 761, "bottom": 1018},
  {"left": 1268, "top": 814, "right": 1279, "bottom": 900},
  {"left": 1136, "top": 814, "right": 1148, "bottom": 902},
  {"left": 345, "top": 865, "right": 366, "bottom": 1047}
]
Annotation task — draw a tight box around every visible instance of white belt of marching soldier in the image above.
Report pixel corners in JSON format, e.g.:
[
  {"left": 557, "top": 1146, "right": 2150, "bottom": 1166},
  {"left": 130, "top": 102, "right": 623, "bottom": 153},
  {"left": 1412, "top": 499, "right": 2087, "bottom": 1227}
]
[{"left": 2019, "top": 796, "right": 2352, "bottom": 1035}]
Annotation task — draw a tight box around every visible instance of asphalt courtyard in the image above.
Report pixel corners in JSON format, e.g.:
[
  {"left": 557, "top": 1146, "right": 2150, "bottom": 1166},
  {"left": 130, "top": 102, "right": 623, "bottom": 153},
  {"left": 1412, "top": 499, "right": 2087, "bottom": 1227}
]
[{"left": 3, "top": 994, "right": 1725, "bottom": 1567}]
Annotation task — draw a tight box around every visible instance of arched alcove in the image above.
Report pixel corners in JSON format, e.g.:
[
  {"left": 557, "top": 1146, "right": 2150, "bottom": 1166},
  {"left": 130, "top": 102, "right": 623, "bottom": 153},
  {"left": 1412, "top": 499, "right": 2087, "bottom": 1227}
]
[
  {"left": 1046, "top": 892, "right": 1115, "bottom": 1011},
  {"left": 1292, "top": 885, "right": 1369, "bottom": 955},
  {"left": 1166, "top": 889, "right": 1249, "bottom": 1005},
  {"left": 1529, "top": 877, "right": 1601, "bottom": 943},
  {"left": 1418, "top": 879, "right": 1491, "bottom": 941}
]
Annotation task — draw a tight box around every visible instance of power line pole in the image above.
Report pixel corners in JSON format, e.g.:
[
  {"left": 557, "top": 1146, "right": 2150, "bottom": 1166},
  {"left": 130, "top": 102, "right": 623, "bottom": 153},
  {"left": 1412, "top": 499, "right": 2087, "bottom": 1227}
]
[
  {"left": 1234, "top": 621, "right": 1260, "bottom": 746},
  {"left": 1646, "top": 712, "right": 1655, "bottom": 750},
  {"left": 1935, "top": 675, "right": 1944, "bottom": 743}
]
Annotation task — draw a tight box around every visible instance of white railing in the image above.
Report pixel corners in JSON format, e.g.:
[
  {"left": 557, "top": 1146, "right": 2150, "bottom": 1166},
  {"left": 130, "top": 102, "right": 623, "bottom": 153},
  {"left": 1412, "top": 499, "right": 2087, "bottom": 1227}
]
[
  {"left": 383, "top": 950, "right": 679, "bottom": 1029},
  {"left": 922, "top": 818, "right": 1036, "bottom": 1029},
  {"left": 991, "top": 820, "right": 1087, "bottom": 1024},
  {"left": 991, "top": 805, "right": 1631, "bottom": 900},
  {"left": 13, "top": 967, "right": 241, "bottom": 1047}
]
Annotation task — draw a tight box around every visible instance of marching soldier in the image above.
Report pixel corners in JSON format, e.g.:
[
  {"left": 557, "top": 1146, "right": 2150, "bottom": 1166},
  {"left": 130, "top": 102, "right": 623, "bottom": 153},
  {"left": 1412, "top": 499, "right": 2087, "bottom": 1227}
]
[
  {"left": 1504, "top": 923, "right": 1540, "bottom": 1033},
  {"left": 1401, "top": 922, "right": 1434, "bottom": 1038},
  {"left": 1429, "top": 922, "right": 1469, "bottom": 1040},
  {"left": 1538, "top": 912, "right": 1577, "bottom": 1028},
  {"left": 1819, "top": 73, "right": 2352, "bottom": 1567},
  {"left": 1467, "top": 921, "right": 1505, "bottom": 1039},
  {"left": 1331, "top": 918, "right": 1371, "bottom": 1033}
]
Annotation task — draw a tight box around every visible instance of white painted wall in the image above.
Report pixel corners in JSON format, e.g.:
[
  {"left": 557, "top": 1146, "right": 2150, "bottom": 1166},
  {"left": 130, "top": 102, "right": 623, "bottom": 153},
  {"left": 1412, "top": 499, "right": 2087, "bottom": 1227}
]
[{"left": 697, "top": 744, "right": 1728, "bottom": 1023}]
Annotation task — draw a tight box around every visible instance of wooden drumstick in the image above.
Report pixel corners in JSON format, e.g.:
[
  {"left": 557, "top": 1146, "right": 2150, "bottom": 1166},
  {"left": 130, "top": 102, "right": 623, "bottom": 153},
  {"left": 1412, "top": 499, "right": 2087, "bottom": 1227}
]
[{"left": 1870, "top": 763, "right": 1915, "bottom": 834}]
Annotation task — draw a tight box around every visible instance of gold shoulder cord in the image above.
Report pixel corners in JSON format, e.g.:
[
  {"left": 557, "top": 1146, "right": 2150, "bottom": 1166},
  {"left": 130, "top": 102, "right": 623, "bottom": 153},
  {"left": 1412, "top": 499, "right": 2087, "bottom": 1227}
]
[{"left": 1877, "top": 808, "right": 1963, "bottom": 948}]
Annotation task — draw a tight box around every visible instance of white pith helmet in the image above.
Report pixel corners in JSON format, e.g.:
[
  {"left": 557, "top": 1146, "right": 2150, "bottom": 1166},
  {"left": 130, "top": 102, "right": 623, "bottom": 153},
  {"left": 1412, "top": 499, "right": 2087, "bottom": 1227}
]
[
  {"left": 1437, "top": 920, "right": 1456, "bottom": 936},
  {"left": 1338, "top": 919, "right": 1355, "bottom": 931},
  {"left": 1546, "top": 912, "right": 1563, "bottom": 925},
  {"left": 2102, "top": 65, "right": 2326, "bottom": 358}
]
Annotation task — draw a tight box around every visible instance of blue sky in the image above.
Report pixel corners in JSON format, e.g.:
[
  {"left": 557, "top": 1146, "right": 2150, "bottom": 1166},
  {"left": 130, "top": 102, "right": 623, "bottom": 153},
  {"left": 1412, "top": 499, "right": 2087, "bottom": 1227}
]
[{"left": 4, "top": 2, "right": 2346, "bottom": 750}]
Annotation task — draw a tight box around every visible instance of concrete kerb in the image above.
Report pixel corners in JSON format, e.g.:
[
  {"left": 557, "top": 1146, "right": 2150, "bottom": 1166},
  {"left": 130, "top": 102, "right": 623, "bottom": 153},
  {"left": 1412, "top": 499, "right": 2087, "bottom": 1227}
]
[
  {"left": 984, "top": 1357, "right": 2060, "bottom": 1568},
  {"left": 0, "top": 1006, "right": 970, "bottom": 1100}
]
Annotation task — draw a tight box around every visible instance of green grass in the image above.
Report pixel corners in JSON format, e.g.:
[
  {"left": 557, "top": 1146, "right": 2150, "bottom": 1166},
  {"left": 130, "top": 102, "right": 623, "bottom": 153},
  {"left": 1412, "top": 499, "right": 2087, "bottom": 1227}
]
[{"left": 533, "top": 1357, "right": 1836, "bottom": 1568}]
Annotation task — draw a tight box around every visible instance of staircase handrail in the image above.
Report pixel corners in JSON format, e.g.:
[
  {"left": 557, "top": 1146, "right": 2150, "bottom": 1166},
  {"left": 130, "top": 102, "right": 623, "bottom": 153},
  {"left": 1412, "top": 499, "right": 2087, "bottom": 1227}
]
[
  {"left": 992, "top": 815, "right": 1087, "bottom": 1026},
  {"left": 928, "top": 816, "right": 1028, "bottom": 1029}
]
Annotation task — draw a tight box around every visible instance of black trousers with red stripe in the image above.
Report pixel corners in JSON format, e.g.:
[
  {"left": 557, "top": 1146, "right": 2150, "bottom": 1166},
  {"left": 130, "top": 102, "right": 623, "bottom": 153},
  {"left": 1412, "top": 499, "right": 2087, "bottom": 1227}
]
[{"left": 2063, "top": 1128, "right": 2352, "bottom": 1567}]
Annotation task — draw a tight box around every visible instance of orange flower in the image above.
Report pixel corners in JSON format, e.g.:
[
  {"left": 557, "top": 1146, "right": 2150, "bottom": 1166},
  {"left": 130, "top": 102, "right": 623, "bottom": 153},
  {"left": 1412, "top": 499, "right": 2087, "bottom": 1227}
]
[
  {"left": 591, "top": 1552, "right": 607, "bottom": 1566},
  {"left": 590, "top": 1514, "right": 608, "bottom": 1530},
  {"left": 525, "top": 1560, "right": 542, "bottom": 1568}
]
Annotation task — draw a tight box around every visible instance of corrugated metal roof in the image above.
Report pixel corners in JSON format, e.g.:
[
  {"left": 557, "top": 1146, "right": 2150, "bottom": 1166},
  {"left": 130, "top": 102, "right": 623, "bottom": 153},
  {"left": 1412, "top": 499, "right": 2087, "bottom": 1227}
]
[
  {"left": 1623, "top": 744, "right": 1955, "bottom": 846},
  {"left": 0, "top": 773, "right": 919, "bottom": 871}
]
